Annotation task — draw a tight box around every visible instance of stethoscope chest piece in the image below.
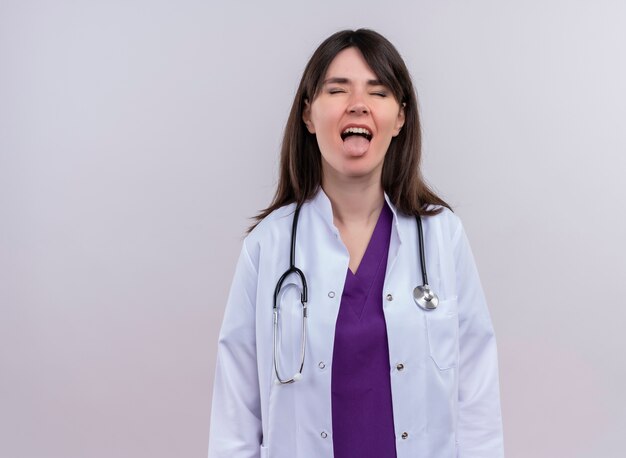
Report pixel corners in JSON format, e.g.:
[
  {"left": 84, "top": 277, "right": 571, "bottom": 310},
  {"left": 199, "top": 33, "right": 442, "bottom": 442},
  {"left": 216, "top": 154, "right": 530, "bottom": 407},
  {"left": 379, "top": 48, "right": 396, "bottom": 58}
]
[{"left": 413, "top": 284, "right": 439, "bottom": 310}]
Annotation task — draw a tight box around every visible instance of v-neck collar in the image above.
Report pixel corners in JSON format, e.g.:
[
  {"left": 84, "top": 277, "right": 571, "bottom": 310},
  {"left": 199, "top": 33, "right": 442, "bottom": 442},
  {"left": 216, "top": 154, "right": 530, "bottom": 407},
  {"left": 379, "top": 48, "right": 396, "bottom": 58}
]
[
  {"left": 340, "top": 202, "right": 393, "bottom": 319},
  {"left": 348, "top": 202, "right": 393, "bottom": 278},
  {"left": 309, "top": 186, "right": 404, "bottom": 247}
]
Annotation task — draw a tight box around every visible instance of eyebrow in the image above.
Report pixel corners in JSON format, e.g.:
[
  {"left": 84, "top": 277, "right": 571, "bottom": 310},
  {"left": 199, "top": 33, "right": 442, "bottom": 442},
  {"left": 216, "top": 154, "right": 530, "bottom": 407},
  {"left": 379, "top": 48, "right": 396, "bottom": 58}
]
[{"left": 322, "top": 77, "right": 385, "bottom": 86}]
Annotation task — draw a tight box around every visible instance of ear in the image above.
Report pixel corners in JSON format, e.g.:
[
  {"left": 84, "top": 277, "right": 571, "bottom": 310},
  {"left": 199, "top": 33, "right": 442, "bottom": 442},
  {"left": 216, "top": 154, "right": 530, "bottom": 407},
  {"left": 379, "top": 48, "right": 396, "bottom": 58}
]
[
  {"left": 392, "top": 102, "right": 406, "bottom": 137},
  {"left": 302, "top": 98, "right": 316, "bottom": 134}
]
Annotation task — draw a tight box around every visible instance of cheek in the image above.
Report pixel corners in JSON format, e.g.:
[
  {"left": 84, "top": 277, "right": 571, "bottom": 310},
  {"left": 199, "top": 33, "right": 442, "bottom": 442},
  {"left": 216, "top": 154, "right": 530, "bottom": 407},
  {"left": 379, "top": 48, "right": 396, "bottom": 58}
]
[
  {"left": 376, "top": 114, "right": 401, "bottom": 136},
  {"left": 311, "top": 104, "right": 340, "bottom": 132},
  {"left": 313, "top": 124, "right": 340, "bottom": 149}
]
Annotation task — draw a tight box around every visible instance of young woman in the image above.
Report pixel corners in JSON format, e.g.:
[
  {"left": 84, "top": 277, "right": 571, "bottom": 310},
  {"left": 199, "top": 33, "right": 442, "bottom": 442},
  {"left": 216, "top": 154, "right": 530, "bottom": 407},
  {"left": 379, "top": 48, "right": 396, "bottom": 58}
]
[{"left": 208, "top": 29, "right": 504, "bottom": 458}]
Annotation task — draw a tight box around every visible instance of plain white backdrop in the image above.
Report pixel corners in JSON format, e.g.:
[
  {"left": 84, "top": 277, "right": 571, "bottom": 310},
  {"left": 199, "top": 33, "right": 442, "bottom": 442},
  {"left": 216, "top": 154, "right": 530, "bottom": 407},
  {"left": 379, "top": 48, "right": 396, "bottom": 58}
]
[{"left": 1, "top": 1, "right": 625, "bottom": 457}]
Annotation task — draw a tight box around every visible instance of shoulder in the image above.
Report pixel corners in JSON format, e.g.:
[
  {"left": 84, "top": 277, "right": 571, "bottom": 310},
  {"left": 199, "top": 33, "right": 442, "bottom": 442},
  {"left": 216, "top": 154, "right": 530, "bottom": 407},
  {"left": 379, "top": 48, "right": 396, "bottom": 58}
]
[
  {"left": 242, "top": 202, "right": 298, "bottom": 266},
  {"left": 400, "top": 203, "right": 464, "bottom": 243},
  {"left": 428, "top": 203, "right": 462, "bottom": 228},
  {"left": 422, "top": 205, "right": 478, "bottom": 264}
]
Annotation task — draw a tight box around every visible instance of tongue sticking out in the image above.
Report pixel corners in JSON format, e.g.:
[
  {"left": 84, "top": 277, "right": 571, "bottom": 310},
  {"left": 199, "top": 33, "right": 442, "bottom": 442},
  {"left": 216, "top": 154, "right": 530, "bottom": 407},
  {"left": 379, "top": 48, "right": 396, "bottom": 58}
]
[{"left": 342, "top": 135, "right": 370, "bottom": 155}]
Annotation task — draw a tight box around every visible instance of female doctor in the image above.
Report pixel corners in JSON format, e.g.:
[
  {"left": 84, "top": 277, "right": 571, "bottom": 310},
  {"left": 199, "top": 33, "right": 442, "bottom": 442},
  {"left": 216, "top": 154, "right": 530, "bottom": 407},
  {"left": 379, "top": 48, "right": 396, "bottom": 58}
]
[{"left": 208, "top": 29, "right": 504, "bottom": 458}]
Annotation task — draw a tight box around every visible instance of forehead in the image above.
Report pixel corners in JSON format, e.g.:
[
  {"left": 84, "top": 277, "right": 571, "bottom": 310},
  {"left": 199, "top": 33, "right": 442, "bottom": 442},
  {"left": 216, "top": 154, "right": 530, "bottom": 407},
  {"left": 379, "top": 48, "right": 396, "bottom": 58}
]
[{"left": 323, "top": 47, "right": 379, "bottom": 82}]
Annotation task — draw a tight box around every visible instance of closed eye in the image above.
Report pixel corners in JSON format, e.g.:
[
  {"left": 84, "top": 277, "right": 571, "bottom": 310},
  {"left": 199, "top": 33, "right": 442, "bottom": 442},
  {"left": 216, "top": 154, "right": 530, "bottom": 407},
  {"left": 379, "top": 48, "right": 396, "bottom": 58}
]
[{"left": 372, "top": 92, "right": 388, "bottom": 97}]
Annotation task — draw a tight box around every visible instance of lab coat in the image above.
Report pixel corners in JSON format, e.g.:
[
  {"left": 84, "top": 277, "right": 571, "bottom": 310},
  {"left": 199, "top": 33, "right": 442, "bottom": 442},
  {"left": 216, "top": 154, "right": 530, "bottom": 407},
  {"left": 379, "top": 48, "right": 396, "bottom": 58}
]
[{"left": 208, "top": 188, "right": 504, "bottom": 458}]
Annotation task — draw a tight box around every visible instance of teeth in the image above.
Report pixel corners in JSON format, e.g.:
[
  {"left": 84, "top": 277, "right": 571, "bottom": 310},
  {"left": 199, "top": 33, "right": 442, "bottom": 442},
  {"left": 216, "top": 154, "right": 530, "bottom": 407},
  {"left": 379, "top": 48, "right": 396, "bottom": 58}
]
[
  {"left": 341, "top": 126, "right": 373, "bottom": 141},
  {"left": 342, "top": 127, "right": 372, "bottom": 136}
]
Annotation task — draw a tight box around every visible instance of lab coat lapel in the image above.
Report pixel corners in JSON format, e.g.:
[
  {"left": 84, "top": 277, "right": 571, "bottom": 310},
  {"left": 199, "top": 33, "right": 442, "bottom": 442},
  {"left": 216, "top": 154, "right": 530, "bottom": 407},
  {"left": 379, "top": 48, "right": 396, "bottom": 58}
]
[{"left": 383, "top": 192, "right": 403, "bottom": 281}]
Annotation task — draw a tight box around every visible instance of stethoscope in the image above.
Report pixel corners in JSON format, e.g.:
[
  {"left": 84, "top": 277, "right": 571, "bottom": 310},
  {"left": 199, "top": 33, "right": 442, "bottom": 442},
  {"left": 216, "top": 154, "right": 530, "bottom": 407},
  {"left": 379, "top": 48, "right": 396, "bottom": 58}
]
[{"left": 273, "top": 204, "right": 439, "bottom": 384}]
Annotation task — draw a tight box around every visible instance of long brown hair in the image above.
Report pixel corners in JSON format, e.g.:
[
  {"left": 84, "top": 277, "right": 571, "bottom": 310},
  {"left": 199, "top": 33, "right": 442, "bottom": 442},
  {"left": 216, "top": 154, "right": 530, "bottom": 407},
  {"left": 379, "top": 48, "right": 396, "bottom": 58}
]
[{"left": 247, "top": 28, "right": 451, "bottom": 233}]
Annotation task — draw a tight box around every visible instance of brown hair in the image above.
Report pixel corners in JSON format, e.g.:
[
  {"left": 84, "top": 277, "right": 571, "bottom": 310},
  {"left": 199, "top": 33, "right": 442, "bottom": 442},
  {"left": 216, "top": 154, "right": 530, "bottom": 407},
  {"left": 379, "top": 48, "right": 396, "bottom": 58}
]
[{"left": 247, "top": 28, "right": 451, "bottom": 233}]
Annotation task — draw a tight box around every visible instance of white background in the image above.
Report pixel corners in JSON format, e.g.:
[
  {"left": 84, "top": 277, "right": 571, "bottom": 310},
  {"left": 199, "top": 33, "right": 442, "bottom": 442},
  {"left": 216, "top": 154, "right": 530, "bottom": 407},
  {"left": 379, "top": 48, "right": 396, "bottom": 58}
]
[{"left": 1, "top": 1, "right": 625, "bottom": 457}]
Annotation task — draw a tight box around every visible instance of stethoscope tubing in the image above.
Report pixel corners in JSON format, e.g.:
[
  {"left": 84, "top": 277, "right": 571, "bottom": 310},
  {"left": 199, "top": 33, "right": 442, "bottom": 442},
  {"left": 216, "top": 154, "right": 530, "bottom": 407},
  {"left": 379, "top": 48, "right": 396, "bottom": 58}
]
[
  {"left": 415, "top": 213, "right": 429, "bottom": 286},
  {"left": 273, "top": 205, "right": 308, "bottom": 384},
  {"left": 273, "top": 203, "right": 439, "bottom": 384}
]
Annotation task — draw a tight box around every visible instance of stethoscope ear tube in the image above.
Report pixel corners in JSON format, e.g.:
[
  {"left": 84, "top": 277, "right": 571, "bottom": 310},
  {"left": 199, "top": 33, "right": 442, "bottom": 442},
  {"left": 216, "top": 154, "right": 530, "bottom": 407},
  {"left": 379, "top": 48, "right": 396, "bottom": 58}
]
[{"left": 273, "top": 297, "right": 307, "bottom": 384}]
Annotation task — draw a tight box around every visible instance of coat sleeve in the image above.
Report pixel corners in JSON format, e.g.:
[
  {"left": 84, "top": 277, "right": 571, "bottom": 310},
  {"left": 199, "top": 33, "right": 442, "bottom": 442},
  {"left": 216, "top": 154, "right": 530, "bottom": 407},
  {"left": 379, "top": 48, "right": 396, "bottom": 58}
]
[
  {"left": 452, "top": 220, "right": 505, "bottom": 457},
  {"left": 208, "top": 240, "right": 262, "bottom": 458}
]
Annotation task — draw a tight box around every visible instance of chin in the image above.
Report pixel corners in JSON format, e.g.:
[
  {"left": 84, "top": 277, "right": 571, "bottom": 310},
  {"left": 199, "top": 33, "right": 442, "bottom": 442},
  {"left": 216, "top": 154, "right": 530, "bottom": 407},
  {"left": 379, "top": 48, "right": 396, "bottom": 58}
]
[
  {"left": 337, "top": 163, "right": 381, "bottom": 180},
  {"left": 322, "top": 154, "right": 384, "bottom": 181}
]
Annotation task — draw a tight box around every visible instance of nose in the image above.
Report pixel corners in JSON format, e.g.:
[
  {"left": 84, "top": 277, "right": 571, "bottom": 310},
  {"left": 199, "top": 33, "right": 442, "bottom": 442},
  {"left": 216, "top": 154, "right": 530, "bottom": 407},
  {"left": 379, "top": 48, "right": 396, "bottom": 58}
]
[
  {"left": 347, "top": 90, "right": 369, "bottom": 115},
  {"left": 348, "top": 102, "right": 369, "bottom": 115}
]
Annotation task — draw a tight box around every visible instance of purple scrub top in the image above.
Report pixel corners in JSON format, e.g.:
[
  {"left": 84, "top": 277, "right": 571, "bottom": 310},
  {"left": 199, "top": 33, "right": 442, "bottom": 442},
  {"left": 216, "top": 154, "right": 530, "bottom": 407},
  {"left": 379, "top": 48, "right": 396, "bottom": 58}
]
[{"left": 331, "top": 202, "right": 397, "bottom": 457}]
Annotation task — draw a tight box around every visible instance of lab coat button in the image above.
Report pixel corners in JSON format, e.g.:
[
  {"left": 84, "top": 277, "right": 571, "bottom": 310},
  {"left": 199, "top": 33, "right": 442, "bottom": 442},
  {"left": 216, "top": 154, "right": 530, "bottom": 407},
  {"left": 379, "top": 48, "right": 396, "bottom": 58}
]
[
  {"left": 318, "top": 361, "right": 326, "bottom": 369},
  {"left": 328, "top": 291, "right": 335, "bottom": 298},
  {"left": 321, "top": 431, "right": 328, "bottom": 439},
  {"left": 386, "top": 293, "right": 393, "bottom": 301},
  {"left": 396, "top": 363, "right": 405, "bottom": 371},
  {"left": 401, "top": 432, "right": 408, "bottom": 439}
]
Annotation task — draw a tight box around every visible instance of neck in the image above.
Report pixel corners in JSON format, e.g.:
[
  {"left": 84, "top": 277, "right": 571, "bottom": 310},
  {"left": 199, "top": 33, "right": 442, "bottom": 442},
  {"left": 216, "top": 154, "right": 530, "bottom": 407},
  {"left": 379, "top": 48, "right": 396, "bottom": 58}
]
[{"left": 321, "top": 171, "right": 385, "bottom": 227}]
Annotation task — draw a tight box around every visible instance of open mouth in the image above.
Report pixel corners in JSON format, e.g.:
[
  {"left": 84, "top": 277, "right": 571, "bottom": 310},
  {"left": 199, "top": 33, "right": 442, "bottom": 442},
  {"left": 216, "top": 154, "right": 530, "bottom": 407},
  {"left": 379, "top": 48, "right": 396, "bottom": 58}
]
[{"left": 340, "top": 127, "right": 373, "bottom": 142}]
